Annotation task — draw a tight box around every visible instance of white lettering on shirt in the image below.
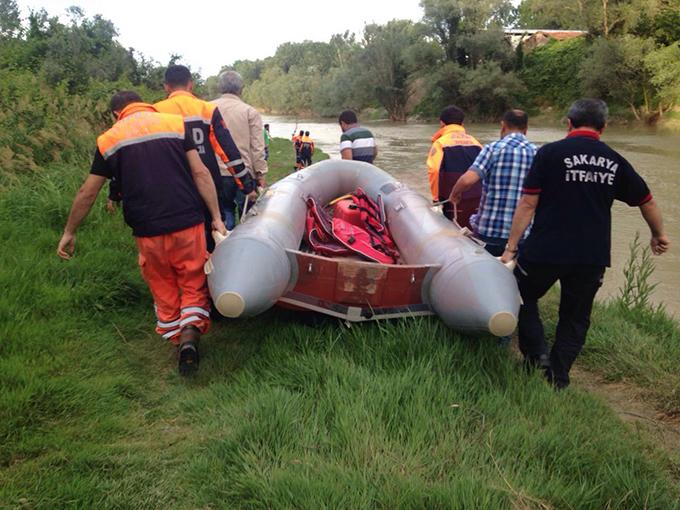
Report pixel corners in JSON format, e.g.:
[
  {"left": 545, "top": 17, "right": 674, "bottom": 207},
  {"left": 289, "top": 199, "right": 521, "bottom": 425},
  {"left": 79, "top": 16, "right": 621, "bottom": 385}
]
[{"left": 564, "top": 153, "right": 618, "bottom": 185}]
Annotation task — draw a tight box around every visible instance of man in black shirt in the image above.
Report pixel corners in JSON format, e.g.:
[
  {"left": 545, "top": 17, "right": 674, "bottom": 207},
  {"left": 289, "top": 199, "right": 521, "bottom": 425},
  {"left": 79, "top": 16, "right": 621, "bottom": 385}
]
[{"left": 501, "top": 98, "right": 670, "bottom": 389}]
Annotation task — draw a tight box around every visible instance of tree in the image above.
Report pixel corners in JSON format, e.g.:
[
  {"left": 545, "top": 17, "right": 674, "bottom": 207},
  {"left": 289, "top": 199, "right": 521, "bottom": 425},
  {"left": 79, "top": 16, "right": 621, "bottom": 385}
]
[
  {"left": 645, "top": 42, "right": 680, "bottom": 114},
  {"left": 0, "top": 0, "right": 21, "bottom": 39},
  {"left": 518, "top": 0, "right": 662, "bottom": 36},
  {"left": 517, "top": 0, "right": 589, "bottom": 29},
  {"left": 579, "top": 36, "right": 658, "bottom": 120},
  {"left": 355, "top": 20, "right": 426, "bottom": 121},
  {"left": 634, "top": 0, "right": 680, "bottom": 45},
  {"left": 420, "top": 0, "right": 514, "bottom": 64},
  {"left": 459, "top": 62, "right": 526, "bottom": 118}
]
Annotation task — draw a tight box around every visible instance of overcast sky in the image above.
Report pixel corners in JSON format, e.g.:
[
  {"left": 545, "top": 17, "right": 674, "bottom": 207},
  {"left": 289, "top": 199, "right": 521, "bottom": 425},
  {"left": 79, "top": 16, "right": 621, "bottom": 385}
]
[{"left": 18, "top": 0, "right": 425, "bottom": 77}]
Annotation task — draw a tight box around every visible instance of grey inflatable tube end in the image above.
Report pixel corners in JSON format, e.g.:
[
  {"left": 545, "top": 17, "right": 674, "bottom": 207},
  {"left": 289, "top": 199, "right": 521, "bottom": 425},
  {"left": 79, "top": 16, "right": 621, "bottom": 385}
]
[
  {"left": 429, "top": 258, "right": 520, "bottom": 337},
  {"left": 208, "top": 236, "right": 291, "bottom": 318}
]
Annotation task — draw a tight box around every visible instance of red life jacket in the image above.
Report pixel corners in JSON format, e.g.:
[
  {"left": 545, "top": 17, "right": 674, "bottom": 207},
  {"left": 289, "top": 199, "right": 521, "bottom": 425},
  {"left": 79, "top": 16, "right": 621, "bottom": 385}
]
[
  {"left": 304, "top": 190, "right": 399, "bottom": 264},
  {"left": 331, "top": 218, "right": 396, "bottom": 264},
  {"left": 305, "top": 197, "right": 352, "bottom": 257}
]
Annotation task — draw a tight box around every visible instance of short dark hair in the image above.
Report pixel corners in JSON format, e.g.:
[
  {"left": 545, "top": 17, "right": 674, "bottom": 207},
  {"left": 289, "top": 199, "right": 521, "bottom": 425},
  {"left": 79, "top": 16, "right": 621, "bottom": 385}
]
[
  {"left": 264, "top": 123, "right": 269, "bottom": 129},
  {"left": 339, "top": 109, "right": 358, "bottom": 124},
  {"left": 164, "top": 65, "right": 192, "bottom": 87},
  {"left": 567, "top": 98, "right": 608, "bottom": 130},
  {"left": 299, "top": 129, "right": 304, "bottom": 136},
  {"left": 110, "top": 90, "right": 142, "bottom": 114},
  {"left": 305, "top": 131, "right": 309, "bottom": 136},
  {"left": 440, "top": 105, "right": 465, "bottom": 125},
  {"left": 502, "top": 109, "right": 528, "bottom": 130}
]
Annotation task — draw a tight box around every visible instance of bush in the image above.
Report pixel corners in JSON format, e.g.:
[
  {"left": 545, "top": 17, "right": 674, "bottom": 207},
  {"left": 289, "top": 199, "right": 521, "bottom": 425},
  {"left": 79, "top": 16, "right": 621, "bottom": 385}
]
[{"left": 520, "top": 37, "right": 589, "bottom": 107}]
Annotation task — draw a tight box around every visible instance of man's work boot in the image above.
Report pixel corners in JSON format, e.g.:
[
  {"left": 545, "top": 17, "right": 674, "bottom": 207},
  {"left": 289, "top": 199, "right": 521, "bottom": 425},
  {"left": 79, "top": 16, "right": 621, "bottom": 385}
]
[
  {"left": 178, "top": 325, "right": 200, "bottom": 376},
  {"left": 523, "top": 354, "right": 551, "bottom": 377}
]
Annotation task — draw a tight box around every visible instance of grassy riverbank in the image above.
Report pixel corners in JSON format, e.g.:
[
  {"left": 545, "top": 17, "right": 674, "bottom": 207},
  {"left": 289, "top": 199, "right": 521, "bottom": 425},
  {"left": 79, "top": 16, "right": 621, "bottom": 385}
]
[{"left": 1, "top": 138, "right": 679, "bottom": 508}]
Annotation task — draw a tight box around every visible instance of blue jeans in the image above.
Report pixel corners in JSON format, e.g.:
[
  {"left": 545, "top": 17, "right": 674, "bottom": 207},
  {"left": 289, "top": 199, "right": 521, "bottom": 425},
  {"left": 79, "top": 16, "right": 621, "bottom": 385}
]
[
  {"left": 221, "top": 177, "right": 247, "bottom": 230},
  {"left": 222, "top": 177, "right": 237, "bottom": 230}
]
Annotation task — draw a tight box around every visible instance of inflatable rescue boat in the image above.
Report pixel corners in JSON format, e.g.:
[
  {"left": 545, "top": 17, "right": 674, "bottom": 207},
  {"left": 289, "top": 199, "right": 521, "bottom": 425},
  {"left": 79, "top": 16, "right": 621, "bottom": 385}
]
[{"left": 206, "top": 160, "right": 520, "bottom": 337}]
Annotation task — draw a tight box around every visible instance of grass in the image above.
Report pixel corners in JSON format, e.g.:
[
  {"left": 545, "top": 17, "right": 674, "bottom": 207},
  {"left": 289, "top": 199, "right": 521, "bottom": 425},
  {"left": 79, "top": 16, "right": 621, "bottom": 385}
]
[{"left": 1, "top": 137, "right": 679, "bottom": 508}]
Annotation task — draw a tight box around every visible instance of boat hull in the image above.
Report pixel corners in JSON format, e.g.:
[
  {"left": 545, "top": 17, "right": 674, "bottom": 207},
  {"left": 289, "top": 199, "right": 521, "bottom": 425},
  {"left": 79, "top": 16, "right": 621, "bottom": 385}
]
[{"left": 207, "top": 160, "right": 520, "bottom": 336}]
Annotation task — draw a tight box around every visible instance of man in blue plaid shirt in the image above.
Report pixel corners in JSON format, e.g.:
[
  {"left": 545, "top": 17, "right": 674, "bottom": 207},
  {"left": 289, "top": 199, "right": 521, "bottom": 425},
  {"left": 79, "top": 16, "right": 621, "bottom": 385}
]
[{"left": 450, "top": 109, "right": 536, "bottom": 257}]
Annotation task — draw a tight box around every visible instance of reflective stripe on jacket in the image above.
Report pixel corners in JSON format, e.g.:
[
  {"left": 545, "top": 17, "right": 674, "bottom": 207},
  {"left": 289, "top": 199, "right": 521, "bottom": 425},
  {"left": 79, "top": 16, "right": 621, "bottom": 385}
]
[
  {"left": 97, "top": 102, "right": 203, "bottom": 237},
  {"left": 155, "top": 91, "right": 253, "bottom": 193}
]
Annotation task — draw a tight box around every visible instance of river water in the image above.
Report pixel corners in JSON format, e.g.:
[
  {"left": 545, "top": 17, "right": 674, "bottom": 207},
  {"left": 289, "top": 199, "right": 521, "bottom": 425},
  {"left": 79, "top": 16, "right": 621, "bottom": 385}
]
[{"left": 263, "top": 115, "right": 680, "bottom": 316}]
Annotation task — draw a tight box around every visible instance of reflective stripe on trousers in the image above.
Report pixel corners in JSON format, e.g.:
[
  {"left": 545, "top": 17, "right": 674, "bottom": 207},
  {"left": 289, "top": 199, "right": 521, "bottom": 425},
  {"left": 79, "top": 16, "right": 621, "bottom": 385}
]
[{"left": 136, "top": 223, "right": 211, "bottom": 344}]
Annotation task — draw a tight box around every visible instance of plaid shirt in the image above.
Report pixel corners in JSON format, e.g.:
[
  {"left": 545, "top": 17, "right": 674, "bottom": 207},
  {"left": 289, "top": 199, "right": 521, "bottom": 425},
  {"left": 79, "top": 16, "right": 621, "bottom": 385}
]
[{"left": 469, "top": 132, "right": 537, "bottom": 239}]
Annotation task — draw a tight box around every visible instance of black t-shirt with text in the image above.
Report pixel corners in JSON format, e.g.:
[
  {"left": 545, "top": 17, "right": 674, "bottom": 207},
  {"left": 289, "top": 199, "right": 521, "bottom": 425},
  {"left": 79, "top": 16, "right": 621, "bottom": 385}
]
[{"left": 521, "top": 131, "right": 651, "bottom": 266}]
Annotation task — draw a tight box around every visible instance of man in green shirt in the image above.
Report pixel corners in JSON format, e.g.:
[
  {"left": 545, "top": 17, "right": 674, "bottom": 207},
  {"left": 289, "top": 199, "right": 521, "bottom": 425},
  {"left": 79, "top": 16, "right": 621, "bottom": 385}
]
[{"left": 263, "top": 123, "right": 271, "bottom": 161}]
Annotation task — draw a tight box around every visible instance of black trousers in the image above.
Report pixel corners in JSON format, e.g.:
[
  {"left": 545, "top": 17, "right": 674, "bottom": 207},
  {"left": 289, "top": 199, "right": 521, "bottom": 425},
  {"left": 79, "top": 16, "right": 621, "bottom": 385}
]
[{"left": 514, "top": 259, "right": 605, "bottom": 388}]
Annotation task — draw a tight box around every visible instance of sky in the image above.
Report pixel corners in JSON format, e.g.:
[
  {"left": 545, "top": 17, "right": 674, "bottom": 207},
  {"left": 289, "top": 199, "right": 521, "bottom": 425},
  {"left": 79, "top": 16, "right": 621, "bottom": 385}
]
[{"left": 18, "top": 0, "right": 425, "bottom": 77}]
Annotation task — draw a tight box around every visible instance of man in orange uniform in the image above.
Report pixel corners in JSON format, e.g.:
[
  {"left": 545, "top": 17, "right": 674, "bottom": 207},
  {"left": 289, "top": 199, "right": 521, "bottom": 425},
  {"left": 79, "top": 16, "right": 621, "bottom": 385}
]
[
  {"left": 292, "top": 129, "right": 304, "bottom": 170},
  {"left": 299, "top": 130, "right": 315, "bottom": 167},
  {"left": 426, "top": 105, "right": 482, "bottom": 228},
  {"left": 154, "top": 65, "right": 256, "bottom": 243},
  {"left": 57, "top": 91, "right": 226, "bottom": 375}
]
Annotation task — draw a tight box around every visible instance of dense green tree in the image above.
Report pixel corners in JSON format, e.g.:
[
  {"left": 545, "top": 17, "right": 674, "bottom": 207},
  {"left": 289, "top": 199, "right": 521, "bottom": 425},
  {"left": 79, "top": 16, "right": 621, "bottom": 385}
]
[
  {"left": 0, "top": 0, "right": 21, "bottom": 39},
  {"left": 517, "top": 0, "right": 583, "bottom": 29},
  {"left": 0, "top": 6, "right": 170, "bottom": 174},
  {"left": 634, "top": 0, "right": 680, "bottom": 44},
  {"left": 645, "top": 42, "right": 680, "bottom": 113},
  {"left": 420, "top": 0, "right": 514, "bottom": 64},
  {"left": 579, "top": 35, "right": 658, "bottom": 120},
  {"left": 355, "top": 20, "right": 428, "bottom": 121},
  {"left": 518, "top": 0, "right": 664, "bottom": 37},
  {"left": 520, "top": 37, "right": 589, "bottom": 107}
]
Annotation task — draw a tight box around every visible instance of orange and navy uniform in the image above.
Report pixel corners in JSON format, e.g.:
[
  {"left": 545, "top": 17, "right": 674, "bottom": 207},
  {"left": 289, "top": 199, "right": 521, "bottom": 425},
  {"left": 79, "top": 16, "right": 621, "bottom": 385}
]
[
  {"left": 90, "top": 102, "right": 210, "bottom": 343},
  {"left": 300, "top": 135, "right": 314, "bottom": 154},
  {"left": 299, "top": 135, "right": 314, "bottom": 167},
  {"left": 154, "top": 90, "right": 255, "bottom": 197},
  {"left": 426, "top": 123, "right": 483, "bottom": 227},
  {"left": 292, "top": 133, "right": 302, "bottom": 153}
]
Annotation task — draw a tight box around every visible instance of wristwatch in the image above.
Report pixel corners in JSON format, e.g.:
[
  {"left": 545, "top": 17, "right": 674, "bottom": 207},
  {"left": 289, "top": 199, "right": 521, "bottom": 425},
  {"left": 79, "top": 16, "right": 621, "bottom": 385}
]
[{"left": 505, "top": 244, "right": 518, "bottom": 253}]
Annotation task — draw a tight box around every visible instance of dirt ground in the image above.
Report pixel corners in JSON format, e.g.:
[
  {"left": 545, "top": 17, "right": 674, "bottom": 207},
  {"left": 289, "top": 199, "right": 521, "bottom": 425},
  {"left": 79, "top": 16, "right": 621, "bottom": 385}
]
[{"left": 571, "top": 366, "right": 680, "bottom": 455}]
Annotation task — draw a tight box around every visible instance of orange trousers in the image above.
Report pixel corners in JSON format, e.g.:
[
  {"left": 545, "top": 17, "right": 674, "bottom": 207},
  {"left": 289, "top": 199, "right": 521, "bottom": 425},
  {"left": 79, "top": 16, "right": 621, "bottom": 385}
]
[{"left": 135, "top": 223, "right": 210, "bottom": 344}]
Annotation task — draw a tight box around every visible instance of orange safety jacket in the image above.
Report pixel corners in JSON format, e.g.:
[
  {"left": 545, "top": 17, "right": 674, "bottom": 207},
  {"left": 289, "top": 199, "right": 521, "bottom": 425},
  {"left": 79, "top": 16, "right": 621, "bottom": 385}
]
[
  {"left": 292, "top": 134, "right": 302, "bottom": 154},
  {"left": 426, "top": 124, "right": 482, "bottom": 202},
  {"left": 300, "top": 135, "right": 315, "bottom": 155},
  {"left": 93, "top": 103, "right": 204, "bottom": 237},
  {"left": 155, "top": 91, "right": 255, "bottom": 195}
]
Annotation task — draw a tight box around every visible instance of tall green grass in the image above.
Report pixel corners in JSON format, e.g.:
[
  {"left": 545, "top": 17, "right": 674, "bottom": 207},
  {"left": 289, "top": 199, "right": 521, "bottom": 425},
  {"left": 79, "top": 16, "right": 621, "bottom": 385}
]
[
  {"left": 583, "top": 235, "right": 680, "bottom": 414},
  {"left": 1, "top": 139, "right": 679, "bottom": 508}
]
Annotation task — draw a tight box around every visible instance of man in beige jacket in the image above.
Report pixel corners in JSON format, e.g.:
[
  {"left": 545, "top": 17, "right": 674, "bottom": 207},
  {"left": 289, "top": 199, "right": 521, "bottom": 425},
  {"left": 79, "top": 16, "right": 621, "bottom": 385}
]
[{"left": 212, "top": 70, "right": 268, "bottom": 225}]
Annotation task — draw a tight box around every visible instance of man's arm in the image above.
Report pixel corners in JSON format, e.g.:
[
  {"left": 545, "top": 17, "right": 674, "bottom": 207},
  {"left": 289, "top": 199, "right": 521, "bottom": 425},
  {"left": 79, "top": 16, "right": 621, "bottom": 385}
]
[
  {"left": 248, "top": 109, "right": 267, "bottom": 184},
  {"left": 57, "top": 174, "right": 107, "bottom": 259},
  {"left": 186, "top": 150, "right": 227, "bottom": 235},
  {"left": 500, "top": 194, "right": 539, "bottom": 263},
  {"left": 449, "top": 169, "right": 481, "bottom": 204},
  {"left": 210, "top": 110, "right": 256, "bottom": 197},
  {"left": 340, "top": 148, "right": 353, "bottom": 160},
  {"left": 639, "top": 199, "right": 670, "bottom": 255},
  {"left": 373, "top": 145, "right": 378, "bottom": 160}
]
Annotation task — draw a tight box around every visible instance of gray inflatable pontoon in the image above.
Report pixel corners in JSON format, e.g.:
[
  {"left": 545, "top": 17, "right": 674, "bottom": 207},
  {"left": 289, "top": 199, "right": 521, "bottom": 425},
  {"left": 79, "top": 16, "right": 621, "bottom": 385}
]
[{"left": 206, "top": 160, "right": 520, "bottom": 336}]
